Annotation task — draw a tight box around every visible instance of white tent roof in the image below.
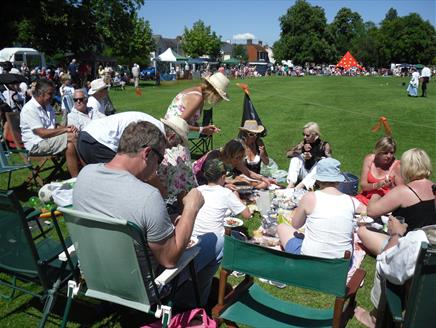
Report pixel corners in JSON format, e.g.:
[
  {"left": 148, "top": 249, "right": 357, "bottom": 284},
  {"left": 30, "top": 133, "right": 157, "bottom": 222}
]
[{"left": 156, "top": 48, "right": 187, "bottom": 62}]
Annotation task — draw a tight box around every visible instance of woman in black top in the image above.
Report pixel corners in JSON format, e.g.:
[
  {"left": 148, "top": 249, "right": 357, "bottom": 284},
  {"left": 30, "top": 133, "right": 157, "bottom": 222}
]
[
  {"left": 358, "top": 148, "right": 435, "bottom": 256},
  {"left": 239, "top": 120, "right": 269, "bottom": 174}
]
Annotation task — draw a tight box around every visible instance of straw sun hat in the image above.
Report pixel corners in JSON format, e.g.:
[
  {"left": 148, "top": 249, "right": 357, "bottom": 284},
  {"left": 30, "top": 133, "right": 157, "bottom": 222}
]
[
  {"left": 239, "top": 120, "right": 264, "bottom": 134},
  {"left": 204, "top": 72, "right": 230, "bottom": 101},
  {"left": 88, "top": 78, "right": 109, "bottom": 95},
  {"left": 160, "top": 116, "right": 189, "bottom": 145}
]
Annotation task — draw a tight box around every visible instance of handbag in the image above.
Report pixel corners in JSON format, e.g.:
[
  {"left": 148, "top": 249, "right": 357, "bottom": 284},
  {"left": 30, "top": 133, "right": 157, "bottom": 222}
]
[{"left": 142, "top": 308, "right": 217, "bottom": 328}]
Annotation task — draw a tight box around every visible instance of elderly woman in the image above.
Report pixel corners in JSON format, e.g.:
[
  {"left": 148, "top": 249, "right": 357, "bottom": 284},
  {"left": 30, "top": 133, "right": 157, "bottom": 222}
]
[
  {"left": 193, "top": 139, "right": 274, "bottom": 190},
  {"left": 239, "top": 120, "right": 269, "bottom": 174},
  {"left": 278, "top": 158, "right": 365, "bottom": 258},
  {"left": 358, "top": 148, "right": 436, "bottom": 256},
  {"left": 287, "top": 122, "right": 331, "bottom": 190},
  {"left": 356, "top": 136, "right": 403, "bottom": 205},
  {"left": 407, "top": 67, "right": 420, "bottom": 97}
]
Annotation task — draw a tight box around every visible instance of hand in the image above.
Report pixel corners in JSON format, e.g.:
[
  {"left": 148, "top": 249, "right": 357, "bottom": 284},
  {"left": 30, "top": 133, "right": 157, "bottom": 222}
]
[
  {"left": 182, "top": 188, "right": 204, "bottom": 212},
  {"left": 225, "top": 183, "right": 238, "bottom": 191},
  {"left": 259, "top": 145, "right": 266, "bottom": 156},
  {"left": 202, "top": 125, "right": 220, "bottom": 135},
  {"left": 387, "top": 215, "right": 407, "bottom": 236},
  {"left": 67, "top": 125, "right": 79, "bottom": 134}
]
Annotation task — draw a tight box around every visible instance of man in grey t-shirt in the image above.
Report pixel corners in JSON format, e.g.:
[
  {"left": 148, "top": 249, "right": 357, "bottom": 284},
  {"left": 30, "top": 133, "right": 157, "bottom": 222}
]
[{"left": 73, "top": 121, "right": 214, "bottom": 305}]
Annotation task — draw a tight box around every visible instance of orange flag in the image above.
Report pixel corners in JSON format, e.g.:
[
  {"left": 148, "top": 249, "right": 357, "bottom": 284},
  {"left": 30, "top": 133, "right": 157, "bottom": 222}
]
[
  {"left": 135, "top": 87, "right": 142, "bottom": 96},
  {"left": 236, "top": 83, "right": 250, "bottom": 95},
  {"left": 371, "top": 116, "right": 392, "bottom": 135}
]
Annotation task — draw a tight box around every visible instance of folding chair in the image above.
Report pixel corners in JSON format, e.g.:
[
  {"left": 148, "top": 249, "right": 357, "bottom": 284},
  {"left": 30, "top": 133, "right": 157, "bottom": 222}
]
[
  {"left": 376, "top": 242, "right": 436, "bottom": 328},
  {"left": 188, "top": 108, "right": 213, "bottom": 156},
  {"left": 0, "top": 142, "right": 35, "bottom": 189},
  {"left": 5, "top": 112, "right": 65, "bottom": 186},
  {"left": 212, "top": 236, "right": 366, "bottom": 328},
  {"left": 58, "top": 207, "right": 200, "bottom": 328},
  {"left": 0, "top": 190, "right": 78, "bottom": 328}
]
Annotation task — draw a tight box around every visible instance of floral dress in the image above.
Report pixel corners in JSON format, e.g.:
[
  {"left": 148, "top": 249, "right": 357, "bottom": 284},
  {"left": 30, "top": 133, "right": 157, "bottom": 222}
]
[{"left": 162, "top": 91, "right": 203, "bottom": 203}]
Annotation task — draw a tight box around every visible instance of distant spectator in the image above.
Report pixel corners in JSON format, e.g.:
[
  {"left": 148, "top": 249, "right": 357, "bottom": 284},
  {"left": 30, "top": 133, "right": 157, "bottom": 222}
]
[
  {"left": 132, "top": 63, "right": 140, "bottom": 88},
  {"left": 87, "top": 78, "right": 109, "bottom": 116},
  {"left": 420, "top": 65, "right": 431, "bottom": 97},
  {"left": 68, "top": 59, "right": 79, "bottom": 85},
  {"left": 406, "top": 67, "right": 419, "bottom": 97}
]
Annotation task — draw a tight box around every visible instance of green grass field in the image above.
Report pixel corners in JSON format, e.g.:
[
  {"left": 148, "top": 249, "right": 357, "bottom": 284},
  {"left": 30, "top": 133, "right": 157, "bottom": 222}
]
[{"left": 0, "top": 76, "right": 435, "bottom": 327}]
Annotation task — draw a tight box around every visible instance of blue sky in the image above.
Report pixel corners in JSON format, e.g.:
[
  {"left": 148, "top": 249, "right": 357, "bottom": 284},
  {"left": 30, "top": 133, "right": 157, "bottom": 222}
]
[{"left": 139, "top": 0, "right": 435, "bottom": 46}]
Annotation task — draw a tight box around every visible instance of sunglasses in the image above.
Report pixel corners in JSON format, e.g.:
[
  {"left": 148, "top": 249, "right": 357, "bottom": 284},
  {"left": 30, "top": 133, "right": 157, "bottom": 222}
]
[
  {"left": 247, "top": 132, "right": 257, "bottom": 137},
  {"left": 73, "top": 97, "right": 86, "bottom": 103},
  {"left": 302, "top": 133, "right": 312, "bottom": 138},
  {"left": 151, "top": 147, "right": 164, "bottom": 164}
]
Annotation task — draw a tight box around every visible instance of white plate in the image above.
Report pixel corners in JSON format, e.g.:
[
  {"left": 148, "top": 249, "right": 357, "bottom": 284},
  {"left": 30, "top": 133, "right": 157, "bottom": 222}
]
[
  {"left": 354, "top": 215, "right": 374, "bottom": 224},
  {"left": 186, "top": 236, "right": 199, "bottom": 249},
  {"left": 224, "top": 217, "right": 244, "bottom": 228}
]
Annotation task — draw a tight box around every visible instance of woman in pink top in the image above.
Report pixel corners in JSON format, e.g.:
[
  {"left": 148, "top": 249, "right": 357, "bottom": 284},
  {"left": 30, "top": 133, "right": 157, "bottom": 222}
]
[
  {"left": 165, "top": 72, "right": 229, "bottom": 135},
  {"left": 355, "top": 136, "right": 403, "bottom": 205}
]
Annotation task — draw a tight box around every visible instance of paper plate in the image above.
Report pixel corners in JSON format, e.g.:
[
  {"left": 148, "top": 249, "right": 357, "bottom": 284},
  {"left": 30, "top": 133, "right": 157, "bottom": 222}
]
[
  {"left": 354, "top": 215, "right": 374, "bottom": 225},
  {"left": 224, "top": 217, "right": 243, "bottom": 228}
]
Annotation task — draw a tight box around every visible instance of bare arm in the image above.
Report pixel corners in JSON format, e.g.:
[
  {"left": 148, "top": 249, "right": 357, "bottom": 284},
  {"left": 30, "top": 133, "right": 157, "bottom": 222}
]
[
  {"left": 367, "top": 186, "right": 404, "bottom": 217},
  {"left": 291, "top": 192, "right": 315, "bottom": 229},
  {"left": 257, "top": 138, "right": 269, "bottom": 165},
  {"left": 323, "top": 142, "right": 332, "bottom": 157},
  {"left": 148, "top": 189, "right": 204, "bottom": 268},
  {"left": 235, "top": 161, "right": 271, "bottom": 187},
  {"left": 33, "top": 126, "right": 77, "bottom": 138},
  {"left": 359, "top": 154, "right": 375, "bottom": 192}
]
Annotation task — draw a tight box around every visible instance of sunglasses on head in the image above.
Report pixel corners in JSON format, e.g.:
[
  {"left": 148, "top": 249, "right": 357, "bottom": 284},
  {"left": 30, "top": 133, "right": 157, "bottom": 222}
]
[{"left": 73, "top": 97, "right": 86, "bottom": 103}]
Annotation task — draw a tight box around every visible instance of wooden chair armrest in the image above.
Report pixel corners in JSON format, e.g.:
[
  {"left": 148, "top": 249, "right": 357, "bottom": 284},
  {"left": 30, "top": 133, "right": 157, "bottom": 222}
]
[
  {"left": 213, "top": 274, "right": 253, "bottom": 317},
  {"left": 154, "top": 245, "right": 200, "bottom": 287},
  {"left": 346, "top": 268, "right": 366, "bottom": 298}
]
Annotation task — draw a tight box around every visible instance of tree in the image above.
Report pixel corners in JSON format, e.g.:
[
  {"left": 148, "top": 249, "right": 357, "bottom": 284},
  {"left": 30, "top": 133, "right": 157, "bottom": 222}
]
[
  {"left": 232, "top": 44, "right": 247, "bottom": 61},
  {"left": 328, "top": 7, "right": 364, "bottom": 58},
  {"left": 379, "top": 12, "right": 436, "bottom": 65},
  {"left": 351, "top": 22, "right": 384, "bottom": 68},
  {"left": 182, "top": 20, "right": 222, "bottom": 59},
  {"left": 273, "top": 0, "right": 335, "bottom": 65}
]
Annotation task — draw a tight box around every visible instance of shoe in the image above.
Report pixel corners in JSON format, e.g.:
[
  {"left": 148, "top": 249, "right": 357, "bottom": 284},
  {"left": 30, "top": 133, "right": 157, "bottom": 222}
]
[
  {"left": 231, "top": 271, "right": 245, "bottom": 277},
  {"left": 259, "top": 278, "right": 286, "bottom": 288}
]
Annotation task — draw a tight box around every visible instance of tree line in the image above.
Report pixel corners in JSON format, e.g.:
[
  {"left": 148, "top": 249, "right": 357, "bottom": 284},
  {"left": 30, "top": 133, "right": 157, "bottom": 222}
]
[
  {"left": 273, "top": 0, "right": 436, "bottom": 67},
  {"left": 1, "top": 0, "right": 434, "bottom": 68}
]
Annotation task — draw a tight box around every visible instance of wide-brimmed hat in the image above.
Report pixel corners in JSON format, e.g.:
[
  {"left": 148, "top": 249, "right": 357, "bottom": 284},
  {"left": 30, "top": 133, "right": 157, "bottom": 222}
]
[
  {"left": 204, "top": 72, "right": 229, "bottom": 101},
  {"left": 160, "top": 116, "right": 189, "bottom": 146},
  {"left": 88, "top": 78, "right": 109, "bottom": 95},
  {"left": 239, "top": 120, "right": 264, "bottom": 134},
  {"left": 316, "top": 158, "right": 345, "bottom": 182}
]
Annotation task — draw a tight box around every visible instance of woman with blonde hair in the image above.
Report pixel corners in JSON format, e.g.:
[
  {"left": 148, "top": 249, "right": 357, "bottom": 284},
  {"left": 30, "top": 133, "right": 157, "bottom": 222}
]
[
  {"left": 355, "top": 136, "right": 403, "bottom": 205},
  {"left": 165, "top": 72, "right": 229, "bottom": 135},
  {"left": 358, "top": 148, "right": 435, "bottom": 256},
  {"left": 286, "top": 121, "right": 331, "bottom": 189}
]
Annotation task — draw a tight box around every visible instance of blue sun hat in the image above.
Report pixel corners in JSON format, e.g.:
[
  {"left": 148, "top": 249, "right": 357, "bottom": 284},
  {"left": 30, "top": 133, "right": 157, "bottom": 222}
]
[{"left": 316, "top": 158, "right": 345, "bottom": 182}]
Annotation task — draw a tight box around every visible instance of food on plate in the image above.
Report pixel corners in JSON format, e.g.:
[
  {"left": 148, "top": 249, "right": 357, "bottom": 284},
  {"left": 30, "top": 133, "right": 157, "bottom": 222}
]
[{"left": 224, "top": 217, "right": 243, "bottom": 227}]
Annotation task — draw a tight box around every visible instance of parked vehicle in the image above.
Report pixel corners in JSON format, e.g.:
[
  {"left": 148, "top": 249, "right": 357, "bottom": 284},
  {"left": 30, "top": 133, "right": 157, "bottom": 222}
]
[
  {"left": 140, "top": 66, "right": 156, "bottom": 80},
  {"left": 0, "top": 47, "right": 46, "bottom": 69}
]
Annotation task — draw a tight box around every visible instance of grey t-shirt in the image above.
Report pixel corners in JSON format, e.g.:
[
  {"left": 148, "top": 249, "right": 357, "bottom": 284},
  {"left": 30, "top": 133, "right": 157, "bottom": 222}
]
[{"left": 73, "top": 164, "right": 175, "bottom": 275}]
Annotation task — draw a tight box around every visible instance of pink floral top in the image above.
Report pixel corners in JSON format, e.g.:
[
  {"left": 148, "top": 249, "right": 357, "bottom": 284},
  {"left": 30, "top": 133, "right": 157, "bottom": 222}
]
[{"left": 165, "top": 90, "right": 202, "bottom": 125}]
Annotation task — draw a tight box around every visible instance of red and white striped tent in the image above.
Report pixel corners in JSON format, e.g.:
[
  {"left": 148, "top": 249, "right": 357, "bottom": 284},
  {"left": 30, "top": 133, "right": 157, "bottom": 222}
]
[{"left": 336, "top": 51, "right": 365, "bottom": 70}]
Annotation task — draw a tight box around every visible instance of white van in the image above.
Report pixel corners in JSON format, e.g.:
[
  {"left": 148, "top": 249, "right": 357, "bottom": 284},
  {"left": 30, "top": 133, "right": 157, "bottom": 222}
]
[{"left": 0, "top": 47, "right": 46, "bottom": 69}]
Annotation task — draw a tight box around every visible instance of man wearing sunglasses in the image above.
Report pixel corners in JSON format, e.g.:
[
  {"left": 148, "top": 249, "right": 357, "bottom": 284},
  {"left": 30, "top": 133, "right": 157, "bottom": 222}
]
[
  {"left": 20, "top": 78, "right": 80, "bottom": 177},
  {"left": 74, "top": 121, "right": 214, "bottom": 307},
  {"left": 67, "top": 89, "right": 105, "bottom": 131}
]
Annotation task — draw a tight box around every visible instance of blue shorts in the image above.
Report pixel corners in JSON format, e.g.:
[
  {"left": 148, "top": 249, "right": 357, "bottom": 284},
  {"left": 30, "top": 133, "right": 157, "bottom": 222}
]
[{"left": 284, "top": 237, "right": 303, "bottom": 255}]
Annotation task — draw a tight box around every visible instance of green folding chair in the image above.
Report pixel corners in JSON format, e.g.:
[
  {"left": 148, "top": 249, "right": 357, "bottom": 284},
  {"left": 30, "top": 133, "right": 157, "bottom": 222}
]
[
  {"left": 0, "top": 190, "right": 78, "bottom": 328},
  {"left": 376, "top": 242, "right": 436, "bottom": 328},
  {"left": 58, "top": 207, "right": 200, "bottom": 328},
  {"left": 188, "top": 108, "right": 213, "bottom": 157},
  {"left": 0, "top": 142, "right": 34, "bottom": 189},
  {"left": 213, "top": 236, "right": 366, "bottom": 328}
]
